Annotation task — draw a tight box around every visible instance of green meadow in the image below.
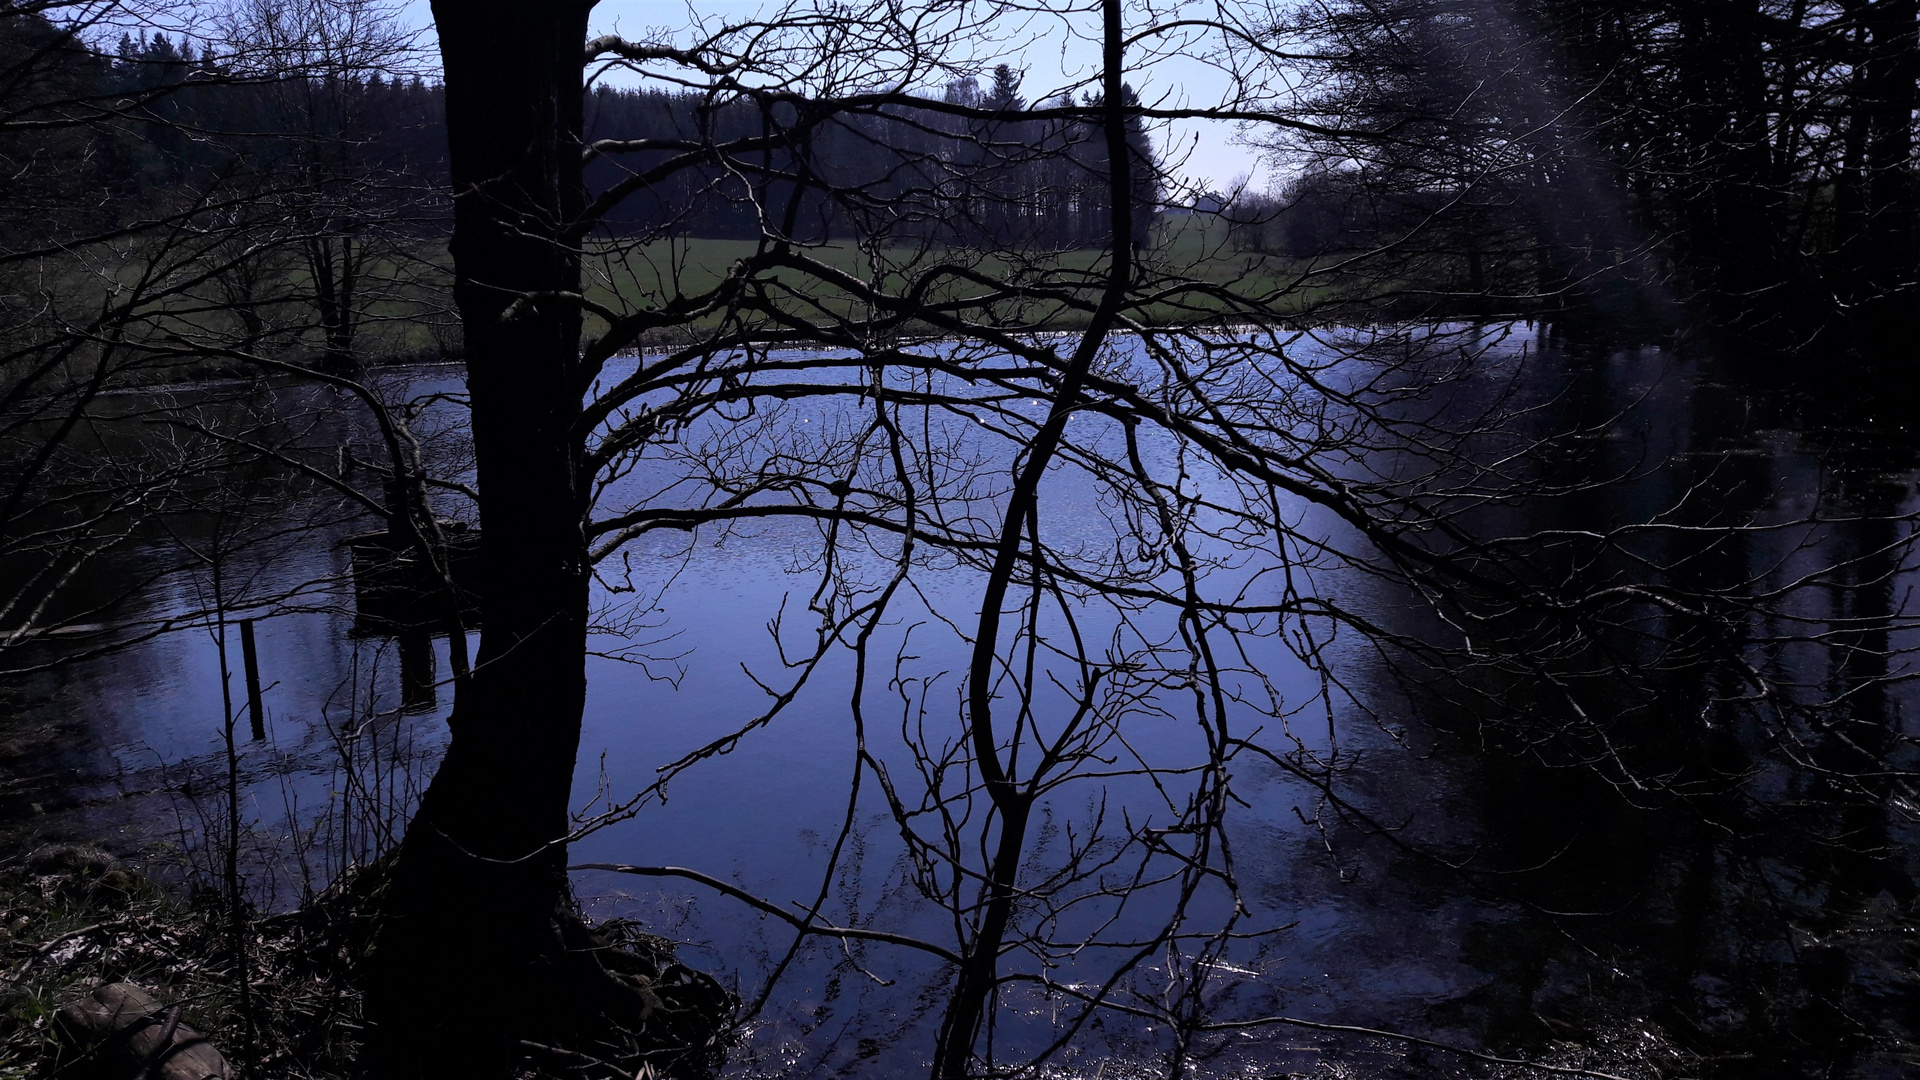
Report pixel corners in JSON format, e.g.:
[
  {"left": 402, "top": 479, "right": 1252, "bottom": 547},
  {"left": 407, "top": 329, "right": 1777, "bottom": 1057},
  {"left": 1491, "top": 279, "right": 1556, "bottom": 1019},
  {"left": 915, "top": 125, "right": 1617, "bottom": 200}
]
[
  {"left": 11, "top": 216, "right": 1347, "bottom": 387},
  {"left": 569, "top": 215, "right": 1339, "bottom": 349}
]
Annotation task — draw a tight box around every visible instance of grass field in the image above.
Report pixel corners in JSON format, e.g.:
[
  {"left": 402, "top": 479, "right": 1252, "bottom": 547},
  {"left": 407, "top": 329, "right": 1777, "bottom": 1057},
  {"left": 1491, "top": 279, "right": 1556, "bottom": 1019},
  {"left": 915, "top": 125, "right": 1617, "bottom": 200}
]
[
  {"left": 569, "top": 216, "right": 1342, "bottom": 348},
  {"left": 8, "top": 217, "right": 1360, "bottom": 393}
]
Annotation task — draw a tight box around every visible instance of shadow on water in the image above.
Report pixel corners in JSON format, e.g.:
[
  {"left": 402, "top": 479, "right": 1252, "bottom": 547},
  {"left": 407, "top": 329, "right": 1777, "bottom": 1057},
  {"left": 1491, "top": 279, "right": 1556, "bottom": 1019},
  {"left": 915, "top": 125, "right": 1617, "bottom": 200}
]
[
  {"left": 1273, "top": 333, "right": 1920, "bottom": 1078},
  {"left": 3, "top": 335, "right": 1917, "bottom": 1078}
]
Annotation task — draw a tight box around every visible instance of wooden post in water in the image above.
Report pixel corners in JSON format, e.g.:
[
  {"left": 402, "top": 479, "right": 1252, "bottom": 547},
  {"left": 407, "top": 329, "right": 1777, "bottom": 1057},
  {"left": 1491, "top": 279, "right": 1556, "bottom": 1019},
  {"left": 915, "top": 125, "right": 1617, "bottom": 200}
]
[{"left": 238, "top": 619, "right": 265, "bottom": 740}]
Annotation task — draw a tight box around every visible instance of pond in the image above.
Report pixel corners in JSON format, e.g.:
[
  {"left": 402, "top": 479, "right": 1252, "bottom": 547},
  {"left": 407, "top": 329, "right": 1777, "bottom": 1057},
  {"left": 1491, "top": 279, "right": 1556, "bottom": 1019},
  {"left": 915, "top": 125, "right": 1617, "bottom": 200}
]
[{"left": 2, "top": 325, "right": 1915, "bottom": 1079}]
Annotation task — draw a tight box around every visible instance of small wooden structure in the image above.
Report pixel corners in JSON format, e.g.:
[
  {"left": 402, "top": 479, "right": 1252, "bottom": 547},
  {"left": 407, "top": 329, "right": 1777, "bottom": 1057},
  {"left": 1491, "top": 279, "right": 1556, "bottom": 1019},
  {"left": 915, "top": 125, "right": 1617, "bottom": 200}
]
[{"left": 345, "top": 522, "right": 481, "bottom": 634}]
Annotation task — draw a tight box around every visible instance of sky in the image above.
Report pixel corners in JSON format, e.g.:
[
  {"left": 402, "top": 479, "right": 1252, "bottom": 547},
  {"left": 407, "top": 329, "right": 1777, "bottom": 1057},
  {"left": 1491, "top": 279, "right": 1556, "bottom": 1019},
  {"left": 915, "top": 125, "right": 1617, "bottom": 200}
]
[{"left": 398, "top": 0, "right": 1273, "bottom": 193}]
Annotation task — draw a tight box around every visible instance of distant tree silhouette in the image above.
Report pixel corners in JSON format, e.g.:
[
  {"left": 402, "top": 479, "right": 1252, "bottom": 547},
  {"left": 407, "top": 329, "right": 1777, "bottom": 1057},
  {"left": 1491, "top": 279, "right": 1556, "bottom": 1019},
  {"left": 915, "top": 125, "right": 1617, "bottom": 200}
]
[{"left": 1267, "top": 0, "right": 1918, "bottom": 351}]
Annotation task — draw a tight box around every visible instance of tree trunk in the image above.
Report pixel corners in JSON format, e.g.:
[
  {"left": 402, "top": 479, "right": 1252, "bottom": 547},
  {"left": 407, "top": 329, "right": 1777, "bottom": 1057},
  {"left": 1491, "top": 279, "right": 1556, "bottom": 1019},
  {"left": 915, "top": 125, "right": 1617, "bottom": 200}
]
[
  {"left": 930, "top": 2, "right": 1135, "bottom": 1073},
  {"left": 1860, "top": 0, "right": 1918, "bottom": 352},
  {"left": 1834, "top": 5, "right": 1872, "bottom": 302},
  {"left": 306, "top": 235, "right": 358, "bottom": 375},
  {"left": 362, "top": 3, "right": 626, "bottom": 1076}
]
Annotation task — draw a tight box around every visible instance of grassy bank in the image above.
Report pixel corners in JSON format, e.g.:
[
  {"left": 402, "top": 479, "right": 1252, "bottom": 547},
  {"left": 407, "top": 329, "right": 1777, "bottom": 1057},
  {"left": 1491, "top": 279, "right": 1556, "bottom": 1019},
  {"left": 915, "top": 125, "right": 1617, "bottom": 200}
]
[
  {"left": 7, "top": 217, "right": 1487, "bottom": 401},
  {"left": 575, "top": 217, "right": 1348, "bottom": 347}
]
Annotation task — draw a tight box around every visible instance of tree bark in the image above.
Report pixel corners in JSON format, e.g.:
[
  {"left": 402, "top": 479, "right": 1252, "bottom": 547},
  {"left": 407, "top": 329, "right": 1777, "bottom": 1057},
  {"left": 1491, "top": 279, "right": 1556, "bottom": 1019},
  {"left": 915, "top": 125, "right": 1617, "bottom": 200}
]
[
  {"left": 1860, "top": 0, "right": 1918, "bottom": 351},
  {"left": 362, "top": 3, "right": 619, "bottom": 1076}
]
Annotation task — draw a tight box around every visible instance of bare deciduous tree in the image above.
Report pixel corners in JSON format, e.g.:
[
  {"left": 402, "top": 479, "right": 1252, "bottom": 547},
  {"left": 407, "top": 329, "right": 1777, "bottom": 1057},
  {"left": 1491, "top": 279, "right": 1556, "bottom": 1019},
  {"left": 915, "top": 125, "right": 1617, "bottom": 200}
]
[
  {"left": 354, "top": 2, "right": 1920, "bottom": 1079},
  {"left": 6, "top": 2, "right": 1913, "bottom": 1078}
]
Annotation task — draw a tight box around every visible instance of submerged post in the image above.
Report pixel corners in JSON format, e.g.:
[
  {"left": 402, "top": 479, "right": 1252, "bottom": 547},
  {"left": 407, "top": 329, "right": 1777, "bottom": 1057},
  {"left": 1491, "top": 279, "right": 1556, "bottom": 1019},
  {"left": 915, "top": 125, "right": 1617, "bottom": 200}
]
[
  {"left": 397, "top": 629, "right": 438, "bottom": 713},
  {"left": 239, "top": 619, "right": 265, "bottom": 740}
]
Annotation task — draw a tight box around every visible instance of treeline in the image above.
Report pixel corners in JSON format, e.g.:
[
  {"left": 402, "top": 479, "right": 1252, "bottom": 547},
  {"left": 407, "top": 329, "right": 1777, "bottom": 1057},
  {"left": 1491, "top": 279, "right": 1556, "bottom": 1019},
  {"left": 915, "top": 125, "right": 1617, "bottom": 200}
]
[
  {"left": 583, "top": 66, "right": 1161, "bottom": 248},
  {"left": 13, "top": 0, "right": 1915, "bottom": 357},
  {"left": 5, "top": 7, "right": 1177, "bottom": 378},
  {"left": 1, "top": 19, "right": 447, "bottom": 248},
  {"left": 1254, "top": 0, "right": 1920, "bottom": 351},
  {"left": 102, "top": 31, "right": 448, "bottom": 200},
  {"left": 6, "top": 15, "right": 1161, "bottom": 255}
]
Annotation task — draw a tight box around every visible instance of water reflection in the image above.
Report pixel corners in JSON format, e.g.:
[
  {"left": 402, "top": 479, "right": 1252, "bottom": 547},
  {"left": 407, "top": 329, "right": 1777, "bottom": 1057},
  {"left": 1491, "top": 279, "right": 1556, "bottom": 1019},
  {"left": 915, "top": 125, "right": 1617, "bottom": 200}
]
[
  {"left": 1250, "top": 339, "right": 1920, "bottom": 1078},
  {"left": 0, "top": 371, "right": 469, "bottom": 891},
  {"left": 1, "top": 332, "right": 1915, "bottom": 1078}
]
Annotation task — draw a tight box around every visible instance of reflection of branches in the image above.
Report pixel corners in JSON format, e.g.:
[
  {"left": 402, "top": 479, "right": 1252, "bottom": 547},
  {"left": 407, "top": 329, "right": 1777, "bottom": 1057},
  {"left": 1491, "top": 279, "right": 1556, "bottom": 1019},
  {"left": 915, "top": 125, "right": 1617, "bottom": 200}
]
[
  {"left": 542, "top": 40, "right": 1911, "bottom": 1077},
  {"left": 12, "top": 0, "right": 1909, "bottom": 1075},
  {"left": 543, "top": 1, "right": 1920, "bottom": 1065}
]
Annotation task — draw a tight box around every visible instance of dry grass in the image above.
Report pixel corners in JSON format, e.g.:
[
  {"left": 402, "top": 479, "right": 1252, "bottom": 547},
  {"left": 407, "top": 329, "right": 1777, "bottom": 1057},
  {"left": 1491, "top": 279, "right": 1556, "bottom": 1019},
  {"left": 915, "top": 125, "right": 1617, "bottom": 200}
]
[{"left": 0, "top": 844, "right": 367, "bottom": 1080}]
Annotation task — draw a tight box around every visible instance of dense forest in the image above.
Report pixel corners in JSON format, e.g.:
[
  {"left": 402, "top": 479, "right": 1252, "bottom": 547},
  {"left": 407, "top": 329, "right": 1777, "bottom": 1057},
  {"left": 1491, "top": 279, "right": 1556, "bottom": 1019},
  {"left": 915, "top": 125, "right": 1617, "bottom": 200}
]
[
  {"left": 5, "top": 16, "right": 1160, "bottom": 259},
  {"left": 582, "top": 68, "right": 1162, "bottom": 248},
  {"left": 0, "top": 21, "right": 446, "bottom": 238},
  {"left": 1228, "top": 0, "right": 1918, "bottom": 353}
]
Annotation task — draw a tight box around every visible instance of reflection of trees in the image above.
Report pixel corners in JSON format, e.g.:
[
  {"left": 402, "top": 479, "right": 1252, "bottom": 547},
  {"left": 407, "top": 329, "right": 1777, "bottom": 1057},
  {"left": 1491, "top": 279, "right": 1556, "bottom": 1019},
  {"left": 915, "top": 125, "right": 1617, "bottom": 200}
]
[
  {"left": 1269, "top": 346, "right": 1920, "bottom": 1073},
  {"left": 360, "top": 0, "right": 1920, "bottom": 1072},
  {"left": 6, "top": 2, "right": 1918, "bottom": 1078}
]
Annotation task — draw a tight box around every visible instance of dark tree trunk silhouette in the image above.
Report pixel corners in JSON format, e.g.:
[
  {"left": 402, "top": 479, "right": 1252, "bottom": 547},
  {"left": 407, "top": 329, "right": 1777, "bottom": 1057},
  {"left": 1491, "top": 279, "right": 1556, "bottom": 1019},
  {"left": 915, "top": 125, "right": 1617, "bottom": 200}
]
[
  {"left": 931, "top": 2, "right": 1136, "bottom": 1074},
  {"left": 361, "top": 3, "right": 637, "bottom": 1076},
  {"left": 1862, "top": 0, "right": 1918, "bottom": 350}
]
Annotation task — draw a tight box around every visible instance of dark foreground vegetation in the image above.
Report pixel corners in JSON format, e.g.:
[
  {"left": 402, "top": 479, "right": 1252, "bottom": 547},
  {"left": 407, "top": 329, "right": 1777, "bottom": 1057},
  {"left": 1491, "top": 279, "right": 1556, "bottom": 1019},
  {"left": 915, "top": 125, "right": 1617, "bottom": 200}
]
[
  {"left": 3, "top": 0, "right": 1917, "bottom": 1078},
  {"left": 0, "top": 846, "right": 731, "bottom": 1079}
]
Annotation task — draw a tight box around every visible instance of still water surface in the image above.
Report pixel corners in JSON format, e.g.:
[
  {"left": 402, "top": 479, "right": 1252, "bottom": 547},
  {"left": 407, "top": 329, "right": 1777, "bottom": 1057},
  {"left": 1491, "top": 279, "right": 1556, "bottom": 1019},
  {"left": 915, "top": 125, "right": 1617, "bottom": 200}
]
[{"left": 3, "top": 326, "right": 1916, "bottom": 1078}]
